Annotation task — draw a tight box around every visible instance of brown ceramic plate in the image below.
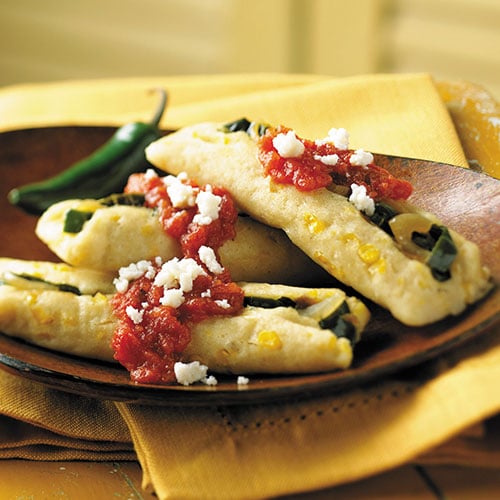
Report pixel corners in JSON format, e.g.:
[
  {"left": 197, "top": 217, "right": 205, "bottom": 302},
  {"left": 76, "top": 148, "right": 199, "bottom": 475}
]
[{"left": 0, "top": 126, "right": 499, "bottom": 406}]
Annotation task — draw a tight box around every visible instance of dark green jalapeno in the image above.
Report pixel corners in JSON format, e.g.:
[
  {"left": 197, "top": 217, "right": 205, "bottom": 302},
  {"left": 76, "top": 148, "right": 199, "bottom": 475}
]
[
  {"left": 243, "top": 296, "right": 297, "bottom": 309},
  {"left": 318, "top": 300, "right": 356, "bottom": 342},
  {"left": 8, "top": 89, "right": 168, "bottom": 215},
  {"left": 222, "top": 117, "right": 269, "bottom": 137},
  {"left": 4, "top": 273, "right": 81, "bottom": 295},
  {"left": 62, "top": 193, "right": 146, "bottom": 233},
  {"left": 412, "top": 224, "right": 457, "bottom": 281},
  {"left": 368, "top": 202, "right": 398, "bottom": 235}
]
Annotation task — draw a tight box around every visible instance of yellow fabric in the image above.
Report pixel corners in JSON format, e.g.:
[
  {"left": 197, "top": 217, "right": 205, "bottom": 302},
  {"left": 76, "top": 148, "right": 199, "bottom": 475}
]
[
  {"left": 0, "top": 73, "right": 499, "bottom": 499},
  {"left": 0, "top": 416, "right": 134, "bottom": 461},
  {"left": 0, "top": 73, "right": 324, "bottom": 131},
  {"left": 0, "top": 72, "right": 468, "bottom": 167},
  {"left": 0, "top": 371, "right": 135, "bottom": 461},
  {"left": 0, "top": 371, "right": 130, "bottom": 443}
]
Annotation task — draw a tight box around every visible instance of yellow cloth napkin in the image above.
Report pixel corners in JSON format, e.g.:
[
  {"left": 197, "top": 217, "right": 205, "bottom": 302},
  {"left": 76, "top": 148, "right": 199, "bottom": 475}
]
[
  {"left": 0, "top": 73, "right": 499, "bottom": 499},
  {"left": 0, "top": 72, "right": 468, "bottom": 167},
  {"left": 0, "top": 73, "right": 324, "bottom": 131},
  {"left": 0, "top": 371, "right": 134, "bottom": 461}
]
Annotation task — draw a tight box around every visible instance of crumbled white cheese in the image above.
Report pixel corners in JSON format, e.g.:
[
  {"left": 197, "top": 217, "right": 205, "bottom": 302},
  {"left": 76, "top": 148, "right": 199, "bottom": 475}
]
[
  {"left": 316, "top": 128, "right": 350, "bottom": 150},
  {"left": 350, "top": 149, "right": 374, "bottom": 167},
  {"left": 349, "top": 183, "right": 375, "bottom": 216},
  {"left": 313, "top": 153, "right": 339, "bottom": 166},
  {"left": 203, "top": 375, "right": 218, "bottom": 386},
  {"left": 237, "top": 376, "right": 249, "bottom": 385},
  {"left": 174, "top": 361, "right": 210, "bottom": 386},
  {"left": 159, "top": 288, "right": 185, "bottom": 308},
  {"left": 125, "top": 305, "right": 144, "bottom": 325},
  {"left": 215, "top": 299, "right": 231, "bottom": 309},
  {"left": 272, "top": 130, "right": 305, "bottom": 158},
  {"left": 198, "top": 245, "right": 224, "bottom": 274},
  {"left": 201, "top": 289, "right": 212, "bottom": 298},
  {"left": 163, "top": 174, "right": 196, "bottom": 208},
  {"left": 329, "top": 128, "right": 350, "bottom": 150},
  {"left": 153, "top": 257, "right": 207, "bottom": 307},
  {"left": 144, "top": 168, "right": 158, "bottom": 180},
  {"left": 154, "top": 257, "right": 205, "bottom": 292},
  {"left": 193, "top": 189, "right": 222, "bottom": 226},
  {"left": 113, "top": 277, "right": 129, "bottom": 294},
  {"left": 114, "top": 260, "right": 155, "bottom": 293}
]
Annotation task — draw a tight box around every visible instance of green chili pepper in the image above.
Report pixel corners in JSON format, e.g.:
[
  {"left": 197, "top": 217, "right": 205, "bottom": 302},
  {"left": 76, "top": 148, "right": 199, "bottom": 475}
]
[
  {"left": 412, "top": 224, "right": 457, "bottom": 281},
  {"left": 8, "top": 273, "right": 81, "bottom": 295},
  {"left": 222, "top": 117, "right": 269, "bottom": 137},
  {"left": 222, "top": 117, "right": 253, "bottom": 133},
  {"left": 243, "top": 296, "right": 297, "bottom": 309},
  {"left": 368, "top": 202, "right": 398, "bottom": 235},
  {"left": 8, "top": 89, "right": 168, "bottom": 215},
  {"left": 318, "top": 300, "right": 356, "bottom": 342},
  {"left": 63, "top": 209, "right": 94, "bottom": 233},
  {"left": 62, "top": 193, "right": 146, "bottom": 234}
]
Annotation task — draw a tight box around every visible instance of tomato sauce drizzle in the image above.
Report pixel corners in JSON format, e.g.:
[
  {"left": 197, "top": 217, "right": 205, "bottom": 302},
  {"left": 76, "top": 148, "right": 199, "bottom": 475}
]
[
  {"left": 111, "top": 172, "right": 243, "bottom": 384},
  {"left": 258, "top": 126, "right": 413, "bottom": 200}
]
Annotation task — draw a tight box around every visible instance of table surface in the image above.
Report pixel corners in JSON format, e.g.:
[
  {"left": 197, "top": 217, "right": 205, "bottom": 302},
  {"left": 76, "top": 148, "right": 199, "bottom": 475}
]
[{"left": 1, "top": 460, "right": 499, "bottom": 499}]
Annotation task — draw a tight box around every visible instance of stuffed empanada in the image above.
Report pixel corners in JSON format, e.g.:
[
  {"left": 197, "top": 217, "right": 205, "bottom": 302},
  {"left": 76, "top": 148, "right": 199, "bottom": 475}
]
[
  {"left": 0, "top": 258, "right": 370, "bottom": 381},
  {"left": 36, "top": 197, "right": 330, "bottom": 285},
  {"left": 145, "top": 120, "right": 492, "bottom": 326}
]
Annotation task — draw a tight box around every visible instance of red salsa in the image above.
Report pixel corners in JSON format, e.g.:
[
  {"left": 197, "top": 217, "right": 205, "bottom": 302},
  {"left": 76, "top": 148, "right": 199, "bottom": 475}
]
[
  {"left": 258, "top": 126, "right": 413, "bottom": 200},
  {"left": 111, "top": 171, "right": 244, "bottom": 384}
]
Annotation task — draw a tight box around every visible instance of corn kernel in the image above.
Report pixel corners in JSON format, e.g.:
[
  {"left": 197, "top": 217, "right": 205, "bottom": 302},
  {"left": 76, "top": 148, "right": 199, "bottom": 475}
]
[
  {"left": 368, "top": 257, "right": 386, "bottom": 275},
  {"left": 341, "top": 233, "right": 360, "bottom": 245},
  {"left": 303, "top": 213, "right": 326, "bottom": 234},
  {"left": 193, "top": 130, "right": 229, "bottom": 144},
  {"left": 338, "top": 337, "right": 352, "bottom": 354},
  {"left": 357, "top": 244, "right": 380, "bottom": 265},
  {"left": 141, "top": 222, "right": 152, "bottom": 234},
  {"left": 327, "top": 335, "right": 338, "bottom": 350},
  {"left": 32, "top": 305, "right": 53, "bottom": 325},
  {"left": 304, "top": 289, "right": 320, "bottom": 301},
  {"left": 257, "top": 331, "right": 283, "bottom": 350},
  {"left": 25, "top": 292, "right": 37, "bottom": 306},
  {"left": 348, "top": 301, "right": 370, "bottom": 332},
  {"left": 336, "top": 338, "right": 353, "bottom": 366},
  {"left": 77, "top": 200, "right": 101, "bottom": 212},
  {"left": 92, "top": 292, "right": 108, "bottom": 303}
]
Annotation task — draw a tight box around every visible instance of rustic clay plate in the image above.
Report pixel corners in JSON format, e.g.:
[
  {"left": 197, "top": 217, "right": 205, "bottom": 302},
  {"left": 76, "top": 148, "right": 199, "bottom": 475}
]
[{"left": 0, "top": 126, "right": 499, "bottom": 406}]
